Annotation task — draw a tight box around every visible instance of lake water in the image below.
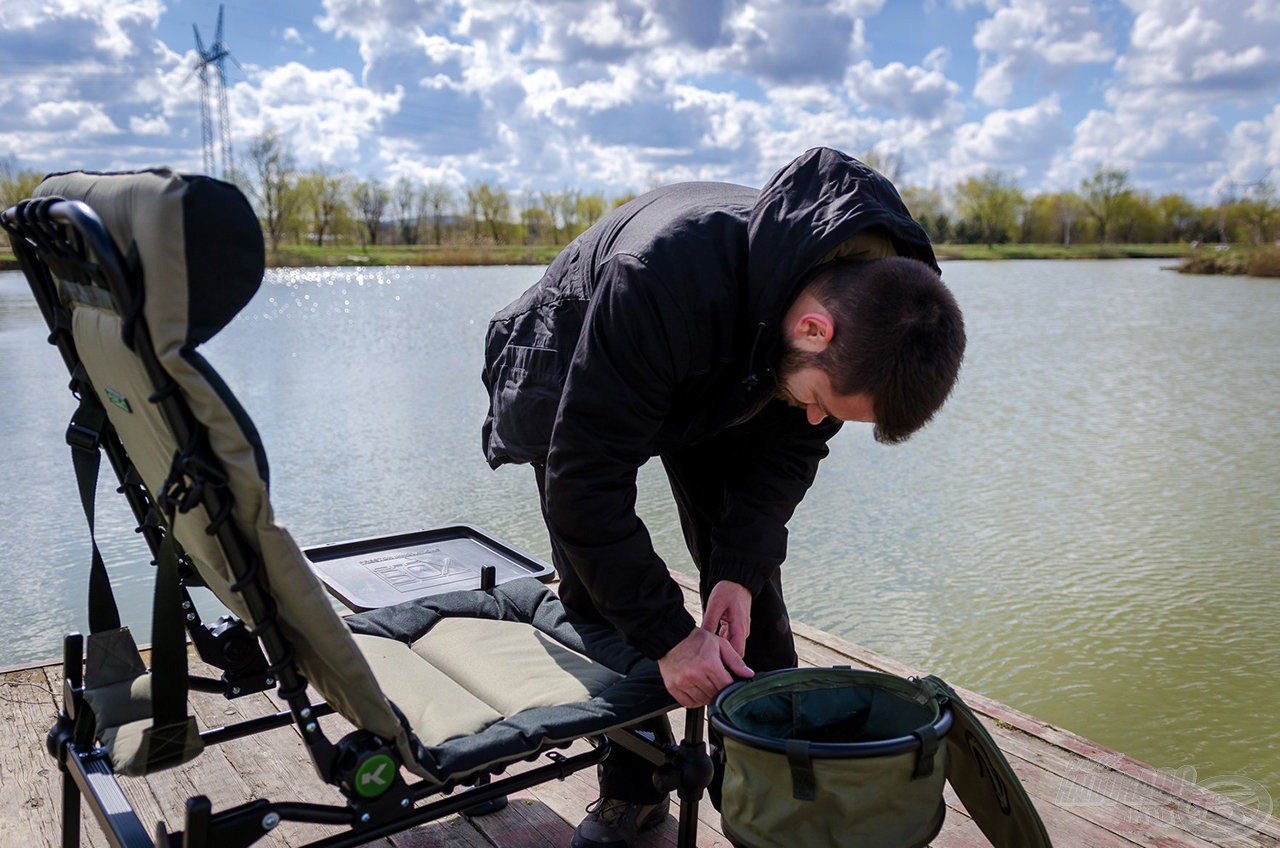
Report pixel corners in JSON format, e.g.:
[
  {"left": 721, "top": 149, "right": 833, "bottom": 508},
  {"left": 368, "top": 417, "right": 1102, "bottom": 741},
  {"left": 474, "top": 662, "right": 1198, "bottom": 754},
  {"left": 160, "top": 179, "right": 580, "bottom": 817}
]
[{"left": 1, "top": 260, "right": 1276, "bottom": 808}]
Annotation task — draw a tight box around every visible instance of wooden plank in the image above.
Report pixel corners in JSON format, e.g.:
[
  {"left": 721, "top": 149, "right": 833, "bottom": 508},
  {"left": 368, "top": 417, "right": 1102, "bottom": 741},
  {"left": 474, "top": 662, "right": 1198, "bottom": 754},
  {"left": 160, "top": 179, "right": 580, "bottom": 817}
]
[
  {"left": 2, "top": 572, "right": 1276, "bottom": 848},
  {"left": 0, "top": 666, "right": 107, "bottom": 848}
]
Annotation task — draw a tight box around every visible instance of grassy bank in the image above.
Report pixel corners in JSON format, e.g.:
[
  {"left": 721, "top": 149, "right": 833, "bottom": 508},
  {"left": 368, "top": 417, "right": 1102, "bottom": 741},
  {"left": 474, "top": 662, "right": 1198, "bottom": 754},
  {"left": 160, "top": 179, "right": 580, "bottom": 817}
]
[
  {"left": 932, "top": 242, "right": 1189, "bottom": 260},
  {"left": 1176, "top": 245, "right": 1280, "bottom": 277},
  {"left": 1, "top": 240, "right": 1244, "bottom": 273},
  {"left": 278, "top": 241, "right": 1194, "bottom": 266},
  {"left": 266, "top": 242, "right": 565, "bottom": 268}
]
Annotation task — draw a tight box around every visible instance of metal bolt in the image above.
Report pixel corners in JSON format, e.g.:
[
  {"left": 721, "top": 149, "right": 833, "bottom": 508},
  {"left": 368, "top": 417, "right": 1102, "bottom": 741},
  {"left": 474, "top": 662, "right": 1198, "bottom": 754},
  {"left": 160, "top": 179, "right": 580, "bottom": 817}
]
[
  {"left": 265, "top": 677, "right": 274, "bottom": 686},
  {"left": 261, "top": 812, "right": 280, "bottom": 830},
  {"left": 231, "top": 686, "right": 241, "bottom": 695},
  {"left": 185, "top": 613, "right": 195, "bottom": 622},
  {"left": 305, "top": 722, "right": 318, "bottom": 734},
  {"left": 300, "top": 707, "right": 311, "bottom": 719},
  {"left": 400, "top": 798, "right": 410, "bottom": 808},
  {"left": 359, "top": 813, "right": 371, "bottom": 824},
  {"left": 181, "top": 601, "right": 191, "bottom": 610}
]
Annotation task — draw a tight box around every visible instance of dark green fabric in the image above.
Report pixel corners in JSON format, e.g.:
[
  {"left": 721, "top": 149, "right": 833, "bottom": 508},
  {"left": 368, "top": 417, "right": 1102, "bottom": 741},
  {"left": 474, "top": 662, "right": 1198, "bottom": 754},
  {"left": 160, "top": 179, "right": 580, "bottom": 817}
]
[
  {"left": 711, "top": 669, "right": 948, "bottom": 848},
  {"left": 712, "top": 670, "right": 1053, "bottom": 847},
  {"left": 922, "top": 676, "right": 1053, "bottom": 848},
  {"left": 68, "top": 393, "right": 121, "bottom": 634},
  {"left": 80, "top": 627, "right": 203, "bottom": 776}
]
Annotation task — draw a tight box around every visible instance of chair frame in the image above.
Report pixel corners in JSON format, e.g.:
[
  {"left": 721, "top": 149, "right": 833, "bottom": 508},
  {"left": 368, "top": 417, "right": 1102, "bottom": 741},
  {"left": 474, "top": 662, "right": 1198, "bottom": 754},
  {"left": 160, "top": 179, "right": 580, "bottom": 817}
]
[{"left": 4, "top": 194, "right": 710, "bottom": 848}]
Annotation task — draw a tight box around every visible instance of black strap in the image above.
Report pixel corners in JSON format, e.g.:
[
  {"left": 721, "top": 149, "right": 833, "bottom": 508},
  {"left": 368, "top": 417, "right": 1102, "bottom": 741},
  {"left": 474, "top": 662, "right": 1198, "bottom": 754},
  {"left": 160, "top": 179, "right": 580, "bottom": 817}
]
[
  {"left": 912, "top": 723, "right": 940, "bottom": 779},
  {"left": 785, "top": 739, "right": 816, "bottom": 800},
  {"left": 149, "top": 531, "right": 189, "bottom": 728},
  {"left": 67, "top": 394, "right": 122, "bottom": 634}
]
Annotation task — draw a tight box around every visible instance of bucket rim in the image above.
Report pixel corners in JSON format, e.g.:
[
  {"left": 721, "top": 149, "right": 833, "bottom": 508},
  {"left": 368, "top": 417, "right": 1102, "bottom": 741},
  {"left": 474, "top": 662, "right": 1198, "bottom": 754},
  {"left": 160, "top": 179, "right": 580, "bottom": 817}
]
[{"left": 708, "top": 668, "right": 954, "bottom": 759}]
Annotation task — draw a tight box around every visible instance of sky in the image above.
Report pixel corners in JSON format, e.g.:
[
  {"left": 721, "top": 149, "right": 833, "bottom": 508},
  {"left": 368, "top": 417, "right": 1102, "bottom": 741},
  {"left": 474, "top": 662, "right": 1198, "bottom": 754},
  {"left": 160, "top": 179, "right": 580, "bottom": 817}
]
[{"left": 1, "top": 0, "right": 1278, "bottom": 202}]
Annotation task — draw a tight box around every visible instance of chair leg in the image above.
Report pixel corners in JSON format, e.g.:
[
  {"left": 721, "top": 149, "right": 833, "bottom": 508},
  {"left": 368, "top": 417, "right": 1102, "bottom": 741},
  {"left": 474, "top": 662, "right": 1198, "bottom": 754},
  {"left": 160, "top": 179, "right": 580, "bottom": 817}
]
[
  {"left": 58, "top": 632, "right": 84, "bottom": 848},
  {"left": 61, "top": 768, "right": 81, "bottom": 848},
  {"left": 674, "top": 708, "right": 712, "bottom": 848}
]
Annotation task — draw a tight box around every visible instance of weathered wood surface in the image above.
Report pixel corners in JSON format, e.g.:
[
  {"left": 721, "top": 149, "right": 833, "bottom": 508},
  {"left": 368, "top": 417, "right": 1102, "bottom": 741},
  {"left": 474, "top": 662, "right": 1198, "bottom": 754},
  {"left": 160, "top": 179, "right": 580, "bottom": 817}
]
[{"left": 0, "top": 571, "right": 1274, "bottom": 848}]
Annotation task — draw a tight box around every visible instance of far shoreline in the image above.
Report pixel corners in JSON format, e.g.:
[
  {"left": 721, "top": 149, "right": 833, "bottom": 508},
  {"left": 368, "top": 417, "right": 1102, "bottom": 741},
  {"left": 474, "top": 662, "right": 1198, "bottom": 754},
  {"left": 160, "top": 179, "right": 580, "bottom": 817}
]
[{"left": 4, "top": 241, "right": 1276, "bottom": 276}]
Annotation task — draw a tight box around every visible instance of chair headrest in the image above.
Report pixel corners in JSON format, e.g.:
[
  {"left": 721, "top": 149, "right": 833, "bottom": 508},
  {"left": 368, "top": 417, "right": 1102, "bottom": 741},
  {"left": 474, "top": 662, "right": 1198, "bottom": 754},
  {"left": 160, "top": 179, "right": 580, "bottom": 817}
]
[{"left": 34, "top": 168, "right": 264, "bottom": 352}]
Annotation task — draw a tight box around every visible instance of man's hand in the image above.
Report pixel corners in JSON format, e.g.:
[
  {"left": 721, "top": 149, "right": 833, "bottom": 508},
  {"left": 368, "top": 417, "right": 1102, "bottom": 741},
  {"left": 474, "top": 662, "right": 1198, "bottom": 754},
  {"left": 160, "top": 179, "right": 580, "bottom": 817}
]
[
  {"left": 701, "top": 580, "right": 752, "bottom": 658},
  {"left": 658, "top": 627, "right": 754, "bottom": 708}
]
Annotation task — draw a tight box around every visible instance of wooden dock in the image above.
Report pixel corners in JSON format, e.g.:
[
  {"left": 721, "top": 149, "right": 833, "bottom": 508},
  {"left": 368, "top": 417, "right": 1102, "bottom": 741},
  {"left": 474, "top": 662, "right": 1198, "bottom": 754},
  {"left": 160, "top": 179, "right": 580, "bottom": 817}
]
[{"left": 2, "top": 572, "right": 1275, "bottom": 848}]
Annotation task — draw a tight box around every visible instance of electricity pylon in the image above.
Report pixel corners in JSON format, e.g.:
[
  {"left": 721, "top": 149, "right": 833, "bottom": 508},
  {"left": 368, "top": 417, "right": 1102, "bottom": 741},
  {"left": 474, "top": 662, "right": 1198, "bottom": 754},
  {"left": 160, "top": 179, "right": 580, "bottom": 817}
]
[{"left": 191, "top": 5, "right": 240, "bottom": 179}]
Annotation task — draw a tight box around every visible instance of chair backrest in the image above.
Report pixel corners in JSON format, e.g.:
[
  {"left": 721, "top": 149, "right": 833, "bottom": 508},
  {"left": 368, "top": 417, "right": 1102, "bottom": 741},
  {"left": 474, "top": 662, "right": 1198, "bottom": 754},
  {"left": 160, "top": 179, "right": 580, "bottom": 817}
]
[{"left": 21, "top": 170, "right": 408, "bottom": 754}]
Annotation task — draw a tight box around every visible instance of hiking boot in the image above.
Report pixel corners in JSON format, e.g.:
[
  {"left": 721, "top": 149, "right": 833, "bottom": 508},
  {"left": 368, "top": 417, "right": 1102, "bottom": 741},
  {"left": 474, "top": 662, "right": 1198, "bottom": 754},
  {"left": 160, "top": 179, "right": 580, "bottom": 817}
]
[{"left": 570, "top": 795, "right": 671, "bottom": 848}]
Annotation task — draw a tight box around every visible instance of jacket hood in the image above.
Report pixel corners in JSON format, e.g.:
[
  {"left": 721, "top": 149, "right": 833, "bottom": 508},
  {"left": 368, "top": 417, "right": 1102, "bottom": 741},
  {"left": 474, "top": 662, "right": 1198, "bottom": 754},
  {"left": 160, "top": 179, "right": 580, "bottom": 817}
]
[{"left": 746, "top": 147, "right": 939, "bottom": 325}]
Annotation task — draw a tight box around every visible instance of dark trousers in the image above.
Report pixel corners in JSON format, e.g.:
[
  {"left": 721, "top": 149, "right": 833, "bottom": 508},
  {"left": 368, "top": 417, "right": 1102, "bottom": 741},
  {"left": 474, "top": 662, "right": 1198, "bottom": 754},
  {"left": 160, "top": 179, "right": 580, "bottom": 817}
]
[{"left": 533, "top": 441, "right": 798, "bottom": 803}]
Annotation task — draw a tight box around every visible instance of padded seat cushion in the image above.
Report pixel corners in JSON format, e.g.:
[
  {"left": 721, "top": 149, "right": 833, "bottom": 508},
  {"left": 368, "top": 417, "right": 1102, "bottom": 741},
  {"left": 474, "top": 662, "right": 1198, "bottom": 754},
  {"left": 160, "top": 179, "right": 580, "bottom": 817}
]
[{"left": 346, "top": 578, "right": 674, "bottom": 781}]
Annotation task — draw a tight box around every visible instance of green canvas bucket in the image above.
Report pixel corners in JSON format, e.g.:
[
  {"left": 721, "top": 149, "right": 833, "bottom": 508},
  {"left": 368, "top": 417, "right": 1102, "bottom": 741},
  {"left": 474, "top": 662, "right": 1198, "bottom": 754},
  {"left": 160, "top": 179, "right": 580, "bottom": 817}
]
[{"left": 708, "top": 668, "right": 1052, "bottom": 848}]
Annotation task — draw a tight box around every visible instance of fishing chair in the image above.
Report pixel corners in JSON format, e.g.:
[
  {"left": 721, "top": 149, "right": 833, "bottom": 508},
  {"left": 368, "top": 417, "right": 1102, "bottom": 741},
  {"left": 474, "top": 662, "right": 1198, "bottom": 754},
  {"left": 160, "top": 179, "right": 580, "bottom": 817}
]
[{"left": 3, "top": 169, "right": 712, "bottom": 848}]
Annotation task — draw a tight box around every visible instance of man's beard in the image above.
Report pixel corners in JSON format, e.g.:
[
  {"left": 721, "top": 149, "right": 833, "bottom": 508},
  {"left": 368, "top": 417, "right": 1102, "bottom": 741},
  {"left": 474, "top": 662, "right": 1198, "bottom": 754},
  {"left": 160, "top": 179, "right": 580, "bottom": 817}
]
[{"left": 774, "top": 338, "right": 823, "bottom": 408}]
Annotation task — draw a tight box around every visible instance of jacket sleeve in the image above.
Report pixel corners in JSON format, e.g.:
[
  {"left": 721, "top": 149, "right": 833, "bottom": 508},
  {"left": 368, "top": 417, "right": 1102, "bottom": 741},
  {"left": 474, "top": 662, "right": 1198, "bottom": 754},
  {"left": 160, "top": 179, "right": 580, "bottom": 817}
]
[
  {"left": 706, "top": 402, "right": 841, "bottom": 594},
  {"left": 542, "top": 254, "right": 697, "bottom": 661}
]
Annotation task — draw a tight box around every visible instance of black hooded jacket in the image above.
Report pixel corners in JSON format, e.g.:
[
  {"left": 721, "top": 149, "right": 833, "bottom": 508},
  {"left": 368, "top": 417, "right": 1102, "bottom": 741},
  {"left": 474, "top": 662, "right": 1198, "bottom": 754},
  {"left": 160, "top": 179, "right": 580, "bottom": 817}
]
[{"left": 482, "top": 148, "right": 937, "bottom": 660}]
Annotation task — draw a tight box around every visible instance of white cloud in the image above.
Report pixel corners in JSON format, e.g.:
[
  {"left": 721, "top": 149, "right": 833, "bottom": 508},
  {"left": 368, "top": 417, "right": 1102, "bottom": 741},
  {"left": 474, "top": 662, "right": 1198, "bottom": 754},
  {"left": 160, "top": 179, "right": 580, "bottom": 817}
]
[
  {"left": 4, "top": 0, "right": 1275, "bottom": 203},
  {"left": 236, "top": 63, "right": 403, "bottom": 165},
  {"left": 0, "top": 0, "right": 165, "bottom": 61},
  {"left": 949, "top": 95, "right": 1066, "bottom": 178},
  {"left": 1117, "top": 0, "right": 1280, "bottom": 98},
  {"left": 1217, "top": 104, "right": 1280, "bottom": 194},
  {"left": 30, "top": 101, "right": 121, "bottom": 135},
  {"left": 972, "top": 0, "right": 1114, "bottom": 105},
  {"left": 722, "top": 0, "right": 868, "bottom": 83},
  {"left": 128, "top": 114, "right": 170, "bottom": 135},
  {"left": 923, "top": 47, "right": 951, "bottom": 73},
  {"left": 846, "top": 60, "right": 961, "bottom": 120},
  {"left": 1047, "top": 1, "right": 1280, "bottom": 196}
]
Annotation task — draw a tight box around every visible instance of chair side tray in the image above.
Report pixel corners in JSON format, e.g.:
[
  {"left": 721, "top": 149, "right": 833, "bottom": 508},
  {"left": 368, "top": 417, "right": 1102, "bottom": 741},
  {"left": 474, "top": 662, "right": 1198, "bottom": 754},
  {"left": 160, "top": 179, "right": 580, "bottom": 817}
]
[{"left": 305, "top": 524, "right": 554, "bottom": 611}]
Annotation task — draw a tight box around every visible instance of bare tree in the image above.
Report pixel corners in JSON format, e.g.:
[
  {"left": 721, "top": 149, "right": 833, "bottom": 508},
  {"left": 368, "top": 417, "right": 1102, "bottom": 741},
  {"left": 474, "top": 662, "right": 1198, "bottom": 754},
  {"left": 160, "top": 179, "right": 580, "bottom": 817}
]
[
  {"left": 297, "top": 167, "right": 347, "bottom": 246},
  {"left": 577, "top": 192, "right": 606, "bottom": 230},
  {"left": 421, "top": 183, "right": 453, "bottom": 245},
  {"left": 860, "top": 149, "right": 906, "bottom": 185},
  {"left": 1054, "top": 195, "right": 1079, "bottom": 245},
  {"left": 954, "top": 170, "right": 1025, "bottom": 248},
  {"left": 469, "top": 181, "right": 510, "bottom": 243},
  {"left": 353, "top": 178, "right": 389, "bottom": 246},
  {"left": 392, "top": 176, "right": 421, "bottom": 245},
  {"left": 1081, "top": 166, "right": 1132, "bottom": 244},
  {"left": 521, "top": 194, "right": 554, "bottom": 244},
  {"left": 1237, "top": 180, "right": 1278, "bottom": 245},
  {"left": 539, "top": 191, "right": 562, "bottom": 243},
  {"left": 558, "top": 188, "right": 582, "bottom": 241},
  {"left": 246, "top": 131, "right": 299, "bottom": 250}
]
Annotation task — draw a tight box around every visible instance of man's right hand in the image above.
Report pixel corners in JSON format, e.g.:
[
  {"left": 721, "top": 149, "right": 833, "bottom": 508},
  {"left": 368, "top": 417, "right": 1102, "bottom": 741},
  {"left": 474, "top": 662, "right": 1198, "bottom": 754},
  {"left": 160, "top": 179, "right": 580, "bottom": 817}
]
[{"left": 657, "top": 627, "right": 754, "bottom": 708}]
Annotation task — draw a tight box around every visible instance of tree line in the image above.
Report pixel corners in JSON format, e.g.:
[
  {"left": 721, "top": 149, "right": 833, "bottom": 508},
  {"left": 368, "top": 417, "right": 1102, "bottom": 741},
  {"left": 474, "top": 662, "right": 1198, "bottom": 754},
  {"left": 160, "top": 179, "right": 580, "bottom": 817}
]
[
  {"left": 4, "top": 140, "right": 1277, "bottom": 251},
  {"left": 237, "top": 132, "right": 635, "bottom": 251},
  {"left": 905, "top": 166, "right": 1278, "bottom": 248}
]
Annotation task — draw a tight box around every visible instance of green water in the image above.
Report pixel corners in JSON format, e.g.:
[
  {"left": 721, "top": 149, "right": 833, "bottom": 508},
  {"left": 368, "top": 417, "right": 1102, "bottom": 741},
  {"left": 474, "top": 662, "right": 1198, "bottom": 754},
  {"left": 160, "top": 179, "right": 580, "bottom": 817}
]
[{"left": 1, "top": 260, "right": 1275, "bottom": 810}]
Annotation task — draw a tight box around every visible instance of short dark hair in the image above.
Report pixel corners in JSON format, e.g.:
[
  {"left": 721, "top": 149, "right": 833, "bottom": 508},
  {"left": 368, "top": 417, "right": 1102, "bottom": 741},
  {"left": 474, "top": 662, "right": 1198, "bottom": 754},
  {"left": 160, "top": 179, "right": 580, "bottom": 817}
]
[{"left": 805, "top": 256, "right": 965, "bottom": 444}]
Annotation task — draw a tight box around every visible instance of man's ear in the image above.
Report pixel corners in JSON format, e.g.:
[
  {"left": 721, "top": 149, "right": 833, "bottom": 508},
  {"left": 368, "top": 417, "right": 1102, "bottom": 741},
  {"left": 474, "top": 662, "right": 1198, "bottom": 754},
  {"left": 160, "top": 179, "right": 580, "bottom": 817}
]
[{"left": 788, "top": 311, "right": 835, "bottom": 354}]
